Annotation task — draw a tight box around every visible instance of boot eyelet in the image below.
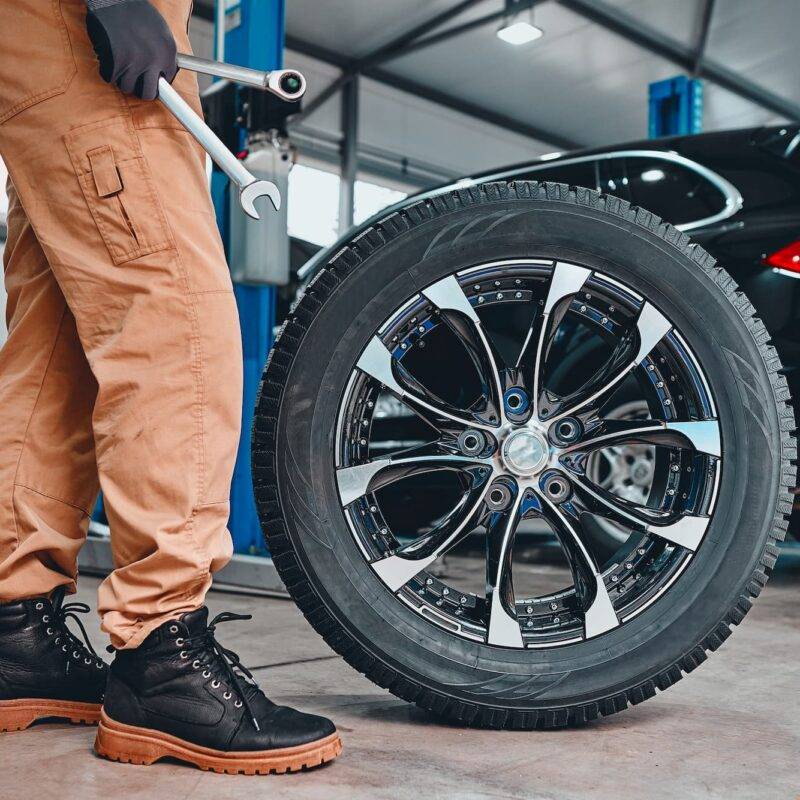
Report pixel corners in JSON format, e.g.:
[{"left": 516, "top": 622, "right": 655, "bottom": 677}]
[
  {"left": 169, "top": 626, "right": 179, "bottom": 634},
  {"left": 73, "top": 651, "right": 81, "bottom": 659},
  {"left": 85, "top": 658, "right": 92, "bottom": 665},
  {"left": 175, "top": 638, "right": 185, "bottom": 646},
  {"left": 55, "top": 637, "right": 61, "bottom": 644},
  {"left": 62, "top": 645, "right": 68, "bottom": 652},
  {"left": 180, "top": 651, "right": 189, "bottom": 659},
  {"left": 192, "top": 660, "right": 201, "bottom": 669},
  {"left": 42, "top": 615, "right": 50, "bottom": 623},
  {"left": 234, "top": 701, "right": 243, "bottom": 708},
  {"left": 96, "top": 662, "right": 104, "bottom": 669},
  {"left": 202, "top": 670, "right": 211, "bottom": 678},
  {"left": 211, "top": 680, "right": 220, "bottom": 689},
  {"left": 223, "top": 692, "right": 232, "bottom": 700},
  {"left": 35, "top": 603, "right": 44, "bottom": 610},
  {"left": 46, "top": 628, "right": 53, "bottom": 635}
]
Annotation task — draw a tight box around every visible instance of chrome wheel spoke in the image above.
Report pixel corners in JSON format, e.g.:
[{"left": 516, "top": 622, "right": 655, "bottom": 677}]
[
  {"left": 485, "top": 489, "right": 524, "bottom": 647},
  {"left": 423, "top": 275, "right": 506, "bottom": 425},
  {"left": 537, "top": 492, "right": 619, "bottom": 639},
  {"left": 517, "top": 262, "right": 592, "bottom": 418},
  {"left": 370, "top": 471, "right": 493, "bottom": 591},
  {"left": 551, "top": 301, "right": 672, "bottom": 421},
  {"left": 337, "top": 444, "right": 487, "bottom": 506},
  {"left": 569, "top": 475, "right": 710, "bottom": 551},
  {"left": 356, "top": 336, "right": 496, "bottom": 432},
  {"left": 565, "top": 418, "right": 721, "bottom": 458}
]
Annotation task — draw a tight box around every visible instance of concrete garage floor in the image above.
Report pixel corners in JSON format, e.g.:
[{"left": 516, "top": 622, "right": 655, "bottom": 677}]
[{"left": 2, "top": 556, "right": 798, "bottom": 800}]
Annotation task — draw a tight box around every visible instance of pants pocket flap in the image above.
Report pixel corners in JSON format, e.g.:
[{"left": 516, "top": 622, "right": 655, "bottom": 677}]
[{"left": 87, "top": 146, "right": 123, "bottom": 198}]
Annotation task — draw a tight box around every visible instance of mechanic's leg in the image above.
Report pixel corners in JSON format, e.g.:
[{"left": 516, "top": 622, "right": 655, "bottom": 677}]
[
  {"left": 0, "top": 0, "right": 242, "bottom": 650},
  {"left": 0, "top": 180, "right": 99, "bottom": 601},
  {"left": 0, "top": 180, "right": 108, "bottom": 733}
]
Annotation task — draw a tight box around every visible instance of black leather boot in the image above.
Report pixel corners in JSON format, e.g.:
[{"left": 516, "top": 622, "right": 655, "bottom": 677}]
[
  {"left": 0, "top": 587, "right": 108, "bottom": 731},
  {"left": 96, "top": 608, "right": 342, "bottom": 774}
]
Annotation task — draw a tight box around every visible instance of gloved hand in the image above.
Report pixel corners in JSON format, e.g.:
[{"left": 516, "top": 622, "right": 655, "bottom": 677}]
[{"left": 85, "top": 0, "right": 178, "bottom": 101}]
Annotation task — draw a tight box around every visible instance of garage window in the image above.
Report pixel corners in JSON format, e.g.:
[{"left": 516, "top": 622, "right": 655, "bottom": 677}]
[
  {"left": 354, "top": 179, "right": 407, "bottom": 225},
  {"left": 287, "top": 163, "right": 341, "bottom": 247}
]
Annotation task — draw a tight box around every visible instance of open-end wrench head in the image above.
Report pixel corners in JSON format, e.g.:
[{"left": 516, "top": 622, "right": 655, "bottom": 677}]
[{"left": 239, "top": 179, "right": 281, "bottom": 220}]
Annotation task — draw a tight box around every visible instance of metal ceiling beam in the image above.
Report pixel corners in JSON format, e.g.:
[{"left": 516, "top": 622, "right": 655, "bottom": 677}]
[
  {"left": 557, "top": 0, "right": 800, "bottom": 120},
  {"left": 692, "top": 0, "right": 716, "bottom": 76},
  {"left": 297, "top": 1, "right": 486, "bottom": 123},
  {"left": 292, "top": 0, "right": 485, "bottom": 121},
  {"left": 338, "top": 74, "right": 360, "bottom": 232},
  {"left": 287, "top": 35, "right": 580, "bottom": 149},
  {"left": 357, "top": 0, "right": 486, "bottom": 71}
]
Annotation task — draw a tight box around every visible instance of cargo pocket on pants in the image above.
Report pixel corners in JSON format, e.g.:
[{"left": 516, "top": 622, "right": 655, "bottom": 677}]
[{"left": 64, "top": 116, "right": 175, "bottom": 265}]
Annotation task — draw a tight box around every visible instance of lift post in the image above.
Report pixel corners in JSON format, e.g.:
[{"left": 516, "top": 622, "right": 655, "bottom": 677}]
[{"left": 212, "top": 0, "right": 286, "bottom": 554}]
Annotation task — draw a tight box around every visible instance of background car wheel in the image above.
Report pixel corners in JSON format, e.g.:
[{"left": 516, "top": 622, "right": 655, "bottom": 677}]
[
  {"left": 583, "top": 398, "right": 655, "bottom": 558},
  {"left": 253, "top": 181, "right": 795, "bottom": 729}
]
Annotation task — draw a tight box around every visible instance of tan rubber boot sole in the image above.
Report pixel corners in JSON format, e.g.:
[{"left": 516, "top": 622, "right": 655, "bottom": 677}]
[
  {"left": 94, "top": 710, "right": 342, "bottom": 775},
  {"left": 0, "top": 698, "right": 101, "bottom": 732}
]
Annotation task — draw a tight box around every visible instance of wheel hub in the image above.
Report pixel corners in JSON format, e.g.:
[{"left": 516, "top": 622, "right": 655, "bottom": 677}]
[{"left": 501, "top": 428, "right": 550, "bottom": 476}]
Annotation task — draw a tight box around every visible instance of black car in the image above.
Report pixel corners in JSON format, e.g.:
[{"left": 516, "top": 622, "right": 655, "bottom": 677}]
[
  {"left": 302, "top": 125, "right": 800, "bottom": 382},
  {"left": 296, "top": 124, "right": 800, "bottom": 541}
]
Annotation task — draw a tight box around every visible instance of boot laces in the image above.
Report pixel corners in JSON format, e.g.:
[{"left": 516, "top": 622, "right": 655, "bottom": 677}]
[
  {"left": 49, "top": 587, "right": 104, "bottom": 671},
  {"left": 181, "top": 611, "right": 263, "bottom": 731}
]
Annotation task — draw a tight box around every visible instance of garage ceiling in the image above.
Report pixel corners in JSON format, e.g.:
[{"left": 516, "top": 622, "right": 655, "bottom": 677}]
[
  {"left": 281, "top": 0, "right": 800, "bottom": 148},
  {"left": 193, "top": 0, "right": 800, "bottom": 150}
]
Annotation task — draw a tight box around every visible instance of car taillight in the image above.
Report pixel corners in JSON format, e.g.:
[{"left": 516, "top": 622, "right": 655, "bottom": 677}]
[{"left": 764, "top": 240, "right": 800, "bottom": 272}]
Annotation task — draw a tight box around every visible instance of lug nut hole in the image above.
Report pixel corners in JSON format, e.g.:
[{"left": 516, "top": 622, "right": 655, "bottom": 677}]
[
  {"left": 486, "top": 481, "right": 513, "bottom": 511},
  {"left": 551, "top": 416, "right": 582, "bottom": 445},
  {"left": 503, "top": 388, "right": 529, "bottom": 415},
  {"left": 458, "top": 429, "right": 486, "bottom": 456},
  {"left": 542, "top": 473, "right": 571, "bottom": 503}
]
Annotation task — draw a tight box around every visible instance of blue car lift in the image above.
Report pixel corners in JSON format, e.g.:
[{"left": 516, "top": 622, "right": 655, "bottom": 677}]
[
  {"left": 648, "top": 75, "right": 703, "bottom": 137},
  {"left": 212, "top": 0, "right": 284, "bottom": 557}
]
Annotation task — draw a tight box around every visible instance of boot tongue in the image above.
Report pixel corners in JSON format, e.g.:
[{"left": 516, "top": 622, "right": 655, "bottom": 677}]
[{"left": 180, "top": 606, "right": 209, "bottom": 635}]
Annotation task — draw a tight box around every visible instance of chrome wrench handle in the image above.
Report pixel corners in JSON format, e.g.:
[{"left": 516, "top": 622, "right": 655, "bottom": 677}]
[
  {"left": 157, "top": 78, "right": 280, "bottom": 219},
  {"left": 175, "top": 53, "right": 306, "bottom": 102}
]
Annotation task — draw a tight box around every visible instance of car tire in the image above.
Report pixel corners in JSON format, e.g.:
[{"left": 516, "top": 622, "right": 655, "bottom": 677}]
[{"left": 253, "top": 180, "right": 795, "bottom": 729}]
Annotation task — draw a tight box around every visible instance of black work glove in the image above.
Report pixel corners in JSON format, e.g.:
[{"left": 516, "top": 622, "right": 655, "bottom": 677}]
[{"left": 85, "top": 0, "right": 178, "bottom": 101}]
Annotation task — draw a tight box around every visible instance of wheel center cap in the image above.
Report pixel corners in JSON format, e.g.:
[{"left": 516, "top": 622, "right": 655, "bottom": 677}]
[{"left": 501, "top": 429, "right": 550, "bottom": 476}]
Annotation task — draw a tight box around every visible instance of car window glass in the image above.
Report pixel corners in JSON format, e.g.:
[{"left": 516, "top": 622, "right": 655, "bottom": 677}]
[
  {"left": 624, "top": 156, "right": 726, "bottom": 225},
  {"left": 597, "top": 158, "right": 631, "bottom": 201}
]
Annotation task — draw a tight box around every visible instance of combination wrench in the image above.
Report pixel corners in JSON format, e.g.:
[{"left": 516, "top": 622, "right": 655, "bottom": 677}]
[{"left": 156, "top": 54, "right": 307, "bottom": 220}]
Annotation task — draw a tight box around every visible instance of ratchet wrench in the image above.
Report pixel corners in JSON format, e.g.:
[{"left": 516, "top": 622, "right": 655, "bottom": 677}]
[{"left": 157, "top": 54, "right": 307, "bottom": 220}]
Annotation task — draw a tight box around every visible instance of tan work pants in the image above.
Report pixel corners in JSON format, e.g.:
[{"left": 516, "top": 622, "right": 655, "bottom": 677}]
[{"left": 0, "top": 0, "right": 242, "bottom": 648}]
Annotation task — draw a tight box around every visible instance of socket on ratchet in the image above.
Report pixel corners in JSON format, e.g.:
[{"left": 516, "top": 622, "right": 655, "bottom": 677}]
[{"left": 157, "top": 54, "right": 307, "bottom": 220}]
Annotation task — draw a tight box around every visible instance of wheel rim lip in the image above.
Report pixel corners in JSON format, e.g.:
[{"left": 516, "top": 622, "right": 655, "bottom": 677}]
[{"left": 334, "top": 257, "right": 722, "bottom": 649}]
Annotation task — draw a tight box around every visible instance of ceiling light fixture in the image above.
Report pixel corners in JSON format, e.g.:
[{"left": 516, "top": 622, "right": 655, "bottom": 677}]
[{"left": 497, "top": 1, "right": 544, "bottom": 46}]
